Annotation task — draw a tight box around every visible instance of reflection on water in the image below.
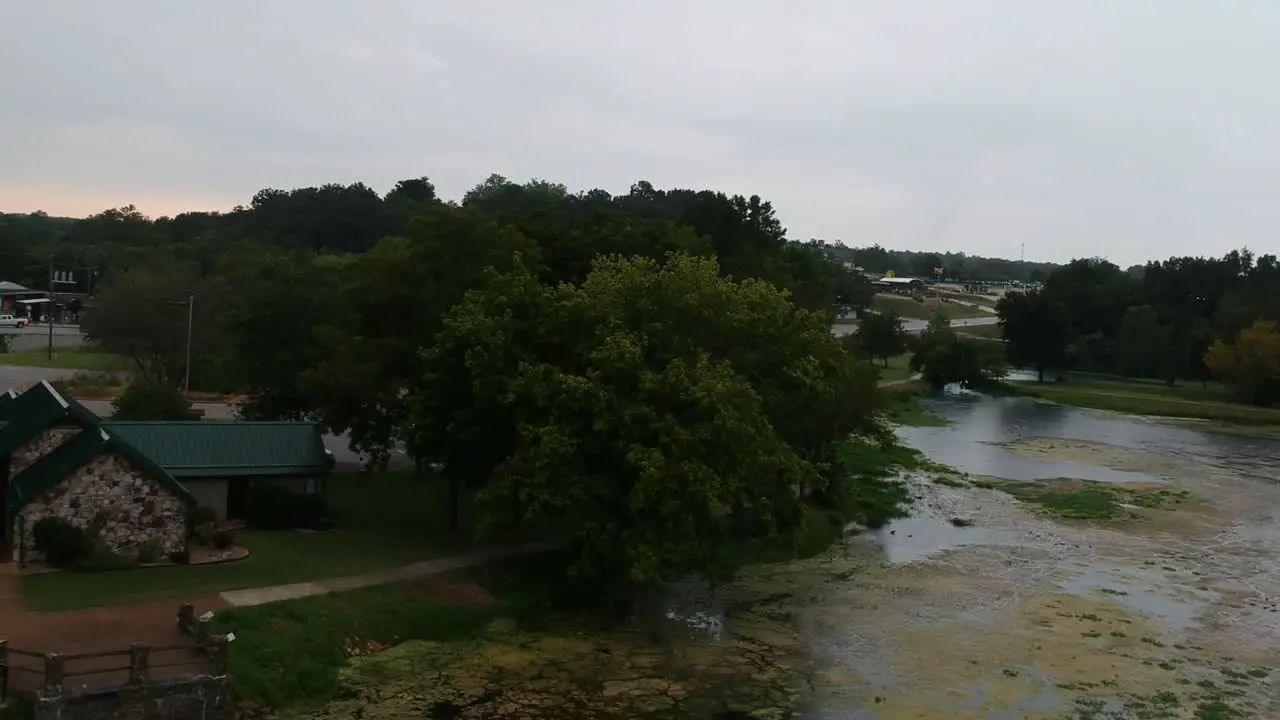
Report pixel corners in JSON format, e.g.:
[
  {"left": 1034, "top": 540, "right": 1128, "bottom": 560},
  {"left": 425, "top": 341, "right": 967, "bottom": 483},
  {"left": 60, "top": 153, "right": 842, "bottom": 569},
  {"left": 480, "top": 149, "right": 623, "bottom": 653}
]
[
  {"left": 900, "top": 390, "right": 1280, "bottom": 485},
  {"left": 873, "top": 516, "right": 1017, "bottom": 565},
  {"left": 1058, "top": 564, "right": 1211, "bottom": 630}
]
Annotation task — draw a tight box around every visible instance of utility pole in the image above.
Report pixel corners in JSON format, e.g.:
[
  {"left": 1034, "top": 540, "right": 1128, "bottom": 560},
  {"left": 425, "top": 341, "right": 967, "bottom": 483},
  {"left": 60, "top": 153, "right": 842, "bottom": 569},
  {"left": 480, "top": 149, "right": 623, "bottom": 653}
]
[
  {"left": 46, "top": 261, "right": 54, "bottom": 361},
  {"left": 1020, "top": 243, "right": 1025, "bottom": 263},
  {"left": 183, "top": 295, "right": 194, "bottom": 398}
]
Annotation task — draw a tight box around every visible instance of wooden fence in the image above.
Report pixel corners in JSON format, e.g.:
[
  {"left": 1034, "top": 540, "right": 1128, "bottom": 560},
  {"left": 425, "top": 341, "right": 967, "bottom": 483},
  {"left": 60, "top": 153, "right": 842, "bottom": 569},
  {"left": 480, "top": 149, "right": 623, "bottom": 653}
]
[{"left": 0, "top": 604, "right": 232, "bottom": 719}]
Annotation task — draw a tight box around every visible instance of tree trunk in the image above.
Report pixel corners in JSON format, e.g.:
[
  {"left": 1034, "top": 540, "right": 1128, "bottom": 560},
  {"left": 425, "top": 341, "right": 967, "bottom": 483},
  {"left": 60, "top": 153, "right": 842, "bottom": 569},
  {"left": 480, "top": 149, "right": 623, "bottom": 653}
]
[
  {"left": 446, "top": 474, "right": 463, "bottom": 535},
  {"left": 1037, "top": 364, "right": 1045, "bottom": 383},
  {"left": 882, "top": 355, "right": 889, "bottom": 368}
]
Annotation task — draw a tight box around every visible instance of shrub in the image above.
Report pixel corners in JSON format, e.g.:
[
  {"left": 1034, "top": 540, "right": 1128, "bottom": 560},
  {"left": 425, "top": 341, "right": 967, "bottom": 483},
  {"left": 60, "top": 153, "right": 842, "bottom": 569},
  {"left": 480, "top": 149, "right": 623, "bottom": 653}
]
[
  {"left": 31, "top": 517, "right": 92, "bottom": 568},
  {"left": 247, "top": 485, "right": 297, "bottom": 530},
  {"left": 136, "top": 537, "right": 165, "bottom": 564},
  {"left": 186, "top": 506, "right": 217, "bottom": 535},
  {"left": 293, "top": 493, "right": 331, "bottom": 530},
  {"left": 168, "top": 549, "right": 191, "bottom": 565},
  {"left": 111, "top": 382, "right": 194, "bottom": 421},
  {"left": 211, "top": 529, "right": 235, "bottom": 550},
  {"left": 193, "top": 521, "right": 216, "bottom": 546}
]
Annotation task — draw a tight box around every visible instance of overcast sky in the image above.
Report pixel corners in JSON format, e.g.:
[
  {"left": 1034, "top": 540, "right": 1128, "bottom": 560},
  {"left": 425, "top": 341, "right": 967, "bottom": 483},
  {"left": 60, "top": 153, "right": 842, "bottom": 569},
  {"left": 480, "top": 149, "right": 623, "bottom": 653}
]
[{"left": 3, "top": 1, "right": 1279, "bottom": 266}]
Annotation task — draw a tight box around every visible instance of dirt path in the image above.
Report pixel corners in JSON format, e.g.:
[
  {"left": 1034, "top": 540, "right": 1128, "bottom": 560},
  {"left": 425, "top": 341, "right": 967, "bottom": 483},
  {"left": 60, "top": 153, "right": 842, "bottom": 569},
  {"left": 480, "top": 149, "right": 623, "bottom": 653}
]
[
  {"left": 0, "top": 563, "right": 226, "bottom": 693},
  {"left": 0, "top": 540, "right": 557, "bottom": 692}
]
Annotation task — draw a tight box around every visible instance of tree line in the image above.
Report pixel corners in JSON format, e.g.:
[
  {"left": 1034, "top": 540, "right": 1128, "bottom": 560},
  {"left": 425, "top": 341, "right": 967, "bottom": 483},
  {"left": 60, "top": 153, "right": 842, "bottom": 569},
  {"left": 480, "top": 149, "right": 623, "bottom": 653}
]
[
  {"left": 997, "top": 252, "right": 1280, "bottom": 404},
  {"left": 5, "top": 175, "right": 926, "bottom": 601}
]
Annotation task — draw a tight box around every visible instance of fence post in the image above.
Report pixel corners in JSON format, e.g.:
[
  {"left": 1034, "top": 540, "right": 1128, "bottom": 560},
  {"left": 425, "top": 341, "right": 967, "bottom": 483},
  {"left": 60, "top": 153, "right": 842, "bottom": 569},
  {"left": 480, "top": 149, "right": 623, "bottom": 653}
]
[
  {"left": 177, "top": 603, "right": 195, "bottom": 635},
  {"left": 128, "top": 643, "right": 150, "bottom": 685},
  {"left": 196, "top": 615, "right": 210, "bottom": 650},
  {"left": 0, "top": 639, "right": 8, "bottom": 704},
  {"left": 207, "top": 635, "right": 229, "bottom": 676},
  {"left": 41, "top": 652, "right": 63, "bottom": 698}
]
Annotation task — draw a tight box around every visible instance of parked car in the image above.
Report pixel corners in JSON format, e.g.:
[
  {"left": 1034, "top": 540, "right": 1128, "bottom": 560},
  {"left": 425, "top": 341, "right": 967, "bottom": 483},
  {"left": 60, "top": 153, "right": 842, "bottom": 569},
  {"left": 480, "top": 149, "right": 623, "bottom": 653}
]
[{"left": 0, "top": 314, "right": 26, "bottom": 329}]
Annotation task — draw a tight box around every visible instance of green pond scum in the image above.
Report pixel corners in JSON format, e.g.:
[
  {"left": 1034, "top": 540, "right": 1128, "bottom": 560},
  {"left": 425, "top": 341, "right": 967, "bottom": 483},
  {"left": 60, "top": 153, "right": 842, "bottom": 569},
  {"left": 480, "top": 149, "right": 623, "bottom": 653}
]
[{"left": 970, "top": 477, "right": 1193, "bottom": 521}]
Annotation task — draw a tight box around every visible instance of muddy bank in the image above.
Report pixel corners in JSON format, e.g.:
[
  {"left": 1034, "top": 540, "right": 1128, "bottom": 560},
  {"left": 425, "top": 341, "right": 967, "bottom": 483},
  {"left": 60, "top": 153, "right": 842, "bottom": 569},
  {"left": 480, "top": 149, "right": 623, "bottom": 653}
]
[
  {"left": 785, "top": 459, "right": 1280, "bottom": 718},
  {"left": 295, "top": 405, "right": 1280, "bottom": 718}
]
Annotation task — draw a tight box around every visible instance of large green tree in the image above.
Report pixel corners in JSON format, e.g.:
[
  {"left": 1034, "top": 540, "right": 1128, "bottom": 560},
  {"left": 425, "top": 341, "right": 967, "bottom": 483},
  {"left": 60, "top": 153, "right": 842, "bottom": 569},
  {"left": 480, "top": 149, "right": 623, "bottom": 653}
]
[
  {"left": 857, "top": 310, "right": 907, "bottom": 367},
  {"left": 997, "top": 289, "right": 1068, "bottom": 382},
  {"left": 81, "top": 253, "right": 232, "bottom": 390},
  {"left": 408, "top": 253, "right": 882, "bottom": 598}
]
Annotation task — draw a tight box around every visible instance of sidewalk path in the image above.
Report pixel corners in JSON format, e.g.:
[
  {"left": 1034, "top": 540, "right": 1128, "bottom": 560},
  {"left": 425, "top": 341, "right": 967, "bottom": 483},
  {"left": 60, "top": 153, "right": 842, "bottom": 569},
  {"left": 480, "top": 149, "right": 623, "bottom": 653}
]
[{"left": 218, "top": 541, "right": 560, "bottom": 607}]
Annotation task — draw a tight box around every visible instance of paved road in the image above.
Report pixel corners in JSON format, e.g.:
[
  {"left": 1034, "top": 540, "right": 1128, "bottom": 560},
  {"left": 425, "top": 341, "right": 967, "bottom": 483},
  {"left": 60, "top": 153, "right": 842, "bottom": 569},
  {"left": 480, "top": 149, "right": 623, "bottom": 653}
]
[
  {"left": 1, "top": 325, "right": 85, "bottom": 351},
  {"left": 831, "top": 314, "right": 999, "bottom": 338}
]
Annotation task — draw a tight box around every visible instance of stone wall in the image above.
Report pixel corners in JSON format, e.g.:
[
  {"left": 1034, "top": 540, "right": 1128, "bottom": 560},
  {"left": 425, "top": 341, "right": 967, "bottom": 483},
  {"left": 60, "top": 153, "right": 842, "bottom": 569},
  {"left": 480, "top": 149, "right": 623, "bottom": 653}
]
[
  {"left": 11, "top": 427, "right": 81, "bottom": 476},
  {"left": 17, "top": 453, "right": 188, "bottom": 564},
  {"left": 36, "top": 675, "right": 232, "bottom": 720}
]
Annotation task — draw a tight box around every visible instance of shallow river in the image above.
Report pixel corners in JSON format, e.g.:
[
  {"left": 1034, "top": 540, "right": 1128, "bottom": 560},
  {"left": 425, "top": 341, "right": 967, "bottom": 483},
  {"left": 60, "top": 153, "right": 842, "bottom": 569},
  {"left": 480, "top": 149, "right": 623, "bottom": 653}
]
[{"left": 310, "top": 392, "right": 1280, "bottom": 719}]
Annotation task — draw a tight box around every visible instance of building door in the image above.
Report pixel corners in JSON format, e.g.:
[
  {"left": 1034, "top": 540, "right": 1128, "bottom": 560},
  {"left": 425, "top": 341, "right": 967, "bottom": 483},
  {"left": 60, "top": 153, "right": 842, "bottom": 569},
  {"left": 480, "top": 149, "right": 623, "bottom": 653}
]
[{"left": 226, "top": 478, "right": 250, "bottom": 521}]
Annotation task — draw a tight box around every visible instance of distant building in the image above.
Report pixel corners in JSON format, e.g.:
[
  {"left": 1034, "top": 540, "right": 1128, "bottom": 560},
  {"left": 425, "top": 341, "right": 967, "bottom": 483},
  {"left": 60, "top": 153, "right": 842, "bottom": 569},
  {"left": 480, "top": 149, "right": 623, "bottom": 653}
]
[
  {"left": 0, "top": 282, "right": 45, "bottom": 316},
  {"left": 873, "top": 276, "right": 926, "bottom": 294}
]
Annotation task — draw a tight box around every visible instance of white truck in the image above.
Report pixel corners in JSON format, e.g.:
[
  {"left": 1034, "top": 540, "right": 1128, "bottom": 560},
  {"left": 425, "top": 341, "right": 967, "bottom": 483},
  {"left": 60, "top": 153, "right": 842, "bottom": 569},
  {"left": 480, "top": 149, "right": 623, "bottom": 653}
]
[{"left": 0, "top": 314, "right": 27, "bottom": 329}]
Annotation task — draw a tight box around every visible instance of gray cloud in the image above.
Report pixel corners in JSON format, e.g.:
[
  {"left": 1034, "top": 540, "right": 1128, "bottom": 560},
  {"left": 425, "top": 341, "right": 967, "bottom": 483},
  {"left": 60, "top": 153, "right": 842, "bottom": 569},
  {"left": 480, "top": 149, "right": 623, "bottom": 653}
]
[{"left": 3, "top": 0, "right": 1279, "bottom": 266}]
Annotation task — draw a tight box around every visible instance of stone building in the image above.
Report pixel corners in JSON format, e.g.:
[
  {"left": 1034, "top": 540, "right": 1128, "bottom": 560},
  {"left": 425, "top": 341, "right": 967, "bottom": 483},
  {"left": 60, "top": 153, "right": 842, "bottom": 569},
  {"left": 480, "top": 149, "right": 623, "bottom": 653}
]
[{"left": 0, "top": 381, "right": 334, "bottom": 566}]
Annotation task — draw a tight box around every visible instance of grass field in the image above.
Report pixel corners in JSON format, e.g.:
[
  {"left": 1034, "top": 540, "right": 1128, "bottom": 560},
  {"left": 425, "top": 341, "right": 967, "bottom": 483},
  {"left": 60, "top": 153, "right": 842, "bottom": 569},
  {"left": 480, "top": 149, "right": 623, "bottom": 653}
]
[
  {"left": 876, "top": 354, "right": 915, "bottom": 383},
  {"left": 940, "top": 291, "right": 998, "bottom": 307},
  {"left": 1012, "top": 376, "right": 1280, "bottom": 426},
  {"left": 0, "top": 347, "right": 131, "bottom": 372},
  {"left": 872, "top": 295, "right": 989, "bottom": 321},
  {"left": 21, "top": 473, "right": 517, "bottom": 611}
]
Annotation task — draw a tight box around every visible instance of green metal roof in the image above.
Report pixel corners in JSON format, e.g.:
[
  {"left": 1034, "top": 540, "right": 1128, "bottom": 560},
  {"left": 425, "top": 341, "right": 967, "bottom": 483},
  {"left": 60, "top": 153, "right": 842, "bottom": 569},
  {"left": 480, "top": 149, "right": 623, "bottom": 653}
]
[{"left": 100, "top": 421, "right": 333, "bottom": 478}]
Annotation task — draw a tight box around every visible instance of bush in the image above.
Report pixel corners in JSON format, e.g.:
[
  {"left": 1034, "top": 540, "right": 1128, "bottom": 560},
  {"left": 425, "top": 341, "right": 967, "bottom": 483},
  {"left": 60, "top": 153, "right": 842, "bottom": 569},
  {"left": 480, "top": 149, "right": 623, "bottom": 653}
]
[
  {"left": 136, "top": 537, "right": 165, "bottom": 564},
  {"left": 246, "top": 485, "right": 297, "bottom": 530},
  {"left": 111, "top": 382, "right": 194, "bottom": 421},
  {"left": 211, "top": 529, "right": 235, "bottom": 550},
  {"left": 186, "top": 506, "right": 217, "bottom": 535},
  {"left": 168, "top": 549, "right": 191, "bottom": 565},
  {"left": 192, "top": 521, "right": 216, "bottom": 546},
  {"left": 292, "top": 493, "right": 331, "bottom": 530},
  {"left": 31, "top": 517, "right": 92, "bottom": 568}
]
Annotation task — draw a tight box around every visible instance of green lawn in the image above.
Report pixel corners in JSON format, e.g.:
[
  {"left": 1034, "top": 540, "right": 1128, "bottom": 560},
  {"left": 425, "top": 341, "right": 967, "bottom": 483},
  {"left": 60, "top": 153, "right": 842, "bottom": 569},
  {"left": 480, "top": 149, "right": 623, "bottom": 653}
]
[
  {"left": 1013, "top": 377, "right": 1280, "bottom": 426},
  {"left": 207, "top": 553, "right": 558, "bottom": 711},
  {"left": 872, "top": 295, "right": 989, "bottom": 321},
  {"left": 876, "top": 353, "right": 915, "bottom": 383},
  {"left": 22, "top": 473, "right": 508, "bottom": 611},
  {"left": 0, "top": 347, "right": 131, "bottom": 371}
]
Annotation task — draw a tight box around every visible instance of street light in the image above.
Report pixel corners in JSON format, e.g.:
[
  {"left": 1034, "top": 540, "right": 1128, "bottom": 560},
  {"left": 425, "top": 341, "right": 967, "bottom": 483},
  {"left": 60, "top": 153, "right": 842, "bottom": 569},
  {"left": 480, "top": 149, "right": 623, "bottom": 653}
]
[{"left": 168, "top": 296, "right": 194, "bottom": 397}]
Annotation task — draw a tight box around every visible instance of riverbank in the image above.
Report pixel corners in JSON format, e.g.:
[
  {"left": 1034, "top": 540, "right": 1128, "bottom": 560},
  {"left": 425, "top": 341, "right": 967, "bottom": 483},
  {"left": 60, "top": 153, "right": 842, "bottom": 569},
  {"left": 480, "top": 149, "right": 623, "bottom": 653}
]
[
  {"left": 1008, "top": 376, "right": 1280, "bottom": 427},
  {"left": 205, "top": 437, "right": 933, "bottom": 716}
]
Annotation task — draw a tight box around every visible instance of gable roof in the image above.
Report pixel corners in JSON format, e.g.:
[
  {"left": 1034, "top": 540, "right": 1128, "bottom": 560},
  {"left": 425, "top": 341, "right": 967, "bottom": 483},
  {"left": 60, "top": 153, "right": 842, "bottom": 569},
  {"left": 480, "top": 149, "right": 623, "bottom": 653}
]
[
  {"left": 0, "top": 383, "right": 196, "bottom": 517},
  {"left": 100, "top": 421, "right": 334, "bottom": 478},
  {"left": 0, "top": 380, "right": 93, "bottom": 455}
]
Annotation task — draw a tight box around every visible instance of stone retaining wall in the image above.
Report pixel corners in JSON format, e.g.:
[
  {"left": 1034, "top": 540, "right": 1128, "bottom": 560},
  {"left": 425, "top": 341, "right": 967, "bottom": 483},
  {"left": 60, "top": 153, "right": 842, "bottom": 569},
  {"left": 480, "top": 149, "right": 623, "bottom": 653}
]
[
  {"left": 17, "top": 453, "right": 187, "bottom": 564},
  {"left": 38, "top": 675, "right": 232, "bottom": 720}
]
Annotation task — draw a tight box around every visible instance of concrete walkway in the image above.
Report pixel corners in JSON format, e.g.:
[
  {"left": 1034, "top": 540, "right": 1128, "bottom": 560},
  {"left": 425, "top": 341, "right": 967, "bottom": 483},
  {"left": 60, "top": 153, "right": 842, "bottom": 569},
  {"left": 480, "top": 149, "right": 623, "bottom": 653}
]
[{"left": 217, "top": 541, "right": 560, "bottom": 607}]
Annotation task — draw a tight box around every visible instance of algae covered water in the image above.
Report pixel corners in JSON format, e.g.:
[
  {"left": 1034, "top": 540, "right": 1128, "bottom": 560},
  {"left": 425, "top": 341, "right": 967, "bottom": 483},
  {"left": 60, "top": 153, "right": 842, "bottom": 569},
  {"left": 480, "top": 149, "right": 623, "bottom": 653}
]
[{"left": 304, "top": 392, "right": 1280, "bottom": 718}]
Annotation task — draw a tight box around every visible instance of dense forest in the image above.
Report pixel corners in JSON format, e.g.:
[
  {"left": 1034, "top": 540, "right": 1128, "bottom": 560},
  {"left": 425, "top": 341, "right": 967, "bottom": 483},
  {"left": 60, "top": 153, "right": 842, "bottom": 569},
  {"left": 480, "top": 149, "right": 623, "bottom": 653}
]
[{"left": 5, "top": 172, "right": 1280, "bottom": 598}]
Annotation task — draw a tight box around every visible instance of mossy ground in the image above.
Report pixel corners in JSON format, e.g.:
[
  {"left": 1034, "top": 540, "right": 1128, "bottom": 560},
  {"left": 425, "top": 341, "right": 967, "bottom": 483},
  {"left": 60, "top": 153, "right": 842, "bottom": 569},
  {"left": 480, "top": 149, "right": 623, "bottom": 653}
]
[{"left": 963, "top": 476, "right": 1192, "bottom": 521}]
